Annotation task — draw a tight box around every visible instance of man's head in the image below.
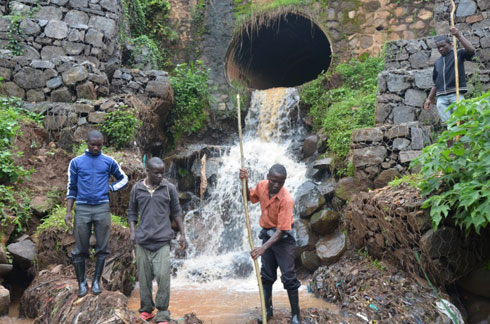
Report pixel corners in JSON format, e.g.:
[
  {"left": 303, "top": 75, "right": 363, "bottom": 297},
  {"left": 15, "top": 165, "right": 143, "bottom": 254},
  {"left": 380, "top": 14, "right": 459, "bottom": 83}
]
[
  {"left": 86, "top": 130, "right": 104, "bottom": 155},
  {"left": 435, "top": 35, "right": 451, "bottom": 56},
  {"left": 267, "top": 164, "right": 287, "bottom": 195},
  {"left": 146, "top": 157, "right": 165, "bottom": 185}
]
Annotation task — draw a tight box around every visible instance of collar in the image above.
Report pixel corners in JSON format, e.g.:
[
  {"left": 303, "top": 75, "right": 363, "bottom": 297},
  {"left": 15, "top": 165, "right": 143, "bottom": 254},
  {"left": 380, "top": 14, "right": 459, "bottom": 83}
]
[{"left": 85, "top": 149, "right": 102, "bottom": 157}]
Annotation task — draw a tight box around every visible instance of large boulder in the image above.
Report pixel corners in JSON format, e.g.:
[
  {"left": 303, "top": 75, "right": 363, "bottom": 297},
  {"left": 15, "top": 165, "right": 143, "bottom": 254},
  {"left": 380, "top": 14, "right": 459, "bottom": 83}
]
[
  {"left": 310, "top": 209, "right": 340, "bottom": 235},
  {"left": 300, "top": 250, "right": 320, "bottom": 272},
  {"left": 0, "top": 285, "right": 9, "bottom": 316},
  {"left": 315, "top": 230, "right": 346, "bottom": 265},
  {"left": 295, "top": 219, "right": 317, "bottom": 252},
  {"left": 295, "top": 181, "right": 326, "bottom": 218},
  {"left": 7, "top": 239, "right": 36, "bottom": 270}
]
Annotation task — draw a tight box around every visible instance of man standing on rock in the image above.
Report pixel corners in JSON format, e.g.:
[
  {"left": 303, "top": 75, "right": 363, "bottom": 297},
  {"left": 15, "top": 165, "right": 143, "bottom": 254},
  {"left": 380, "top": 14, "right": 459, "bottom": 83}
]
[
  {"left": 65, "top": 130, "right": 128, "bottom": 297},
  {"left": 424, "top": 26, "right": 475, "bottom": 124},
  {"left": 128, "top": 157, "right": 186, "bottom": 324},
  {"left": 239, "top": 164, "right": 302, "bottom": 324}
]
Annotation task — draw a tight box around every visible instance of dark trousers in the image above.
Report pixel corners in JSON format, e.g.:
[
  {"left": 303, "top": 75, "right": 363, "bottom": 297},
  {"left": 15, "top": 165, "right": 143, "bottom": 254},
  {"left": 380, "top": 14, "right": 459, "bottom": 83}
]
[
  {"left": 71, "top": 203, "right": 111, "bottom": 260},
  {"left": 260, "top": 234, "right": 301, "bottom": 290}
]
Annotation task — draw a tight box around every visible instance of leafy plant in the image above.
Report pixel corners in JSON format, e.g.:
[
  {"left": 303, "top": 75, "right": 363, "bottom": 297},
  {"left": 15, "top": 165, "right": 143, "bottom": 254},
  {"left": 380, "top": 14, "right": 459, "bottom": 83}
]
[
  {"left": 169, "top": 60, "right": 211, "bottom": 142},
  {"left": 101, "top": 108, "right": 141, "bottom": 149},
  {"left": 0, "top": 184, "right": 32, "bottom": 234},
  {"left": 36, "top": 205, "right": 69, "bottom": 234},
  {"left": 411, "top": 92, "right": 490, "bottom": 234},
  {"left": 301, "top": 55, "right": 384, "bottom": 175}
]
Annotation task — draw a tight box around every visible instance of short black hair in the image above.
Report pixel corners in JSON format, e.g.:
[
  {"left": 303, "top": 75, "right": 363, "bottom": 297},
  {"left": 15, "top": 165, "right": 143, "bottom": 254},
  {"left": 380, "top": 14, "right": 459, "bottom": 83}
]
[
  {"left": 435, "top": 35, "right": 451, "bottom": 45},
  {"left": 269, "top": 164, "right": 287, "bottom": 177},
  {"left": 87, "top": 130, "right": 103, "bottom": 141},
  {"left": 147, "top": 157, "right": 164, "bottom": 169}
]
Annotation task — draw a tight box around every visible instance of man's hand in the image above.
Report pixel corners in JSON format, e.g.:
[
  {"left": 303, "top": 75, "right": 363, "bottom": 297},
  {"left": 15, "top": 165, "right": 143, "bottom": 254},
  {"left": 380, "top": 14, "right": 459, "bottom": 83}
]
[
  {"left": 130, "top": 230, "right": 135, "bottom": 243},
  {"left": 65, "top": 211, "right": 73, "bottom": 228},
  {"left": 250, "top": 246, "right": 266, "bottom": 260},
  {"left": 450, "top": 27, "right": 460, "bottom": 37},
  {"left": 239, "top": 168, "right": 248, "bottom": 181},
  {"left": 178, "top": 234, "right": 186, "bottom": 250},
  {"left": 424, "top": 98, "right": 431, "bottom": 110}
]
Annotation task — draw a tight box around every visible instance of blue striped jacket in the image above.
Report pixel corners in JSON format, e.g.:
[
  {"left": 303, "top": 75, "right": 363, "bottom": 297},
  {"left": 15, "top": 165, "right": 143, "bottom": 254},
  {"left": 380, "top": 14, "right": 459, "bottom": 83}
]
[{"left": 66, "top": 150, "right": 128, "bottom": 205}]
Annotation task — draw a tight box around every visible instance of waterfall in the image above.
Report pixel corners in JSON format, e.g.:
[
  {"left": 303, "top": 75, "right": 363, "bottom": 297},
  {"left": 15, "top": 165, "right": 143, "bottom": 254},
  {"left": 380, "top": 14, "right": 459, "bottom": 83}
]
[{"left": 176, "top": 88, "right": 307, "bottom": 282}]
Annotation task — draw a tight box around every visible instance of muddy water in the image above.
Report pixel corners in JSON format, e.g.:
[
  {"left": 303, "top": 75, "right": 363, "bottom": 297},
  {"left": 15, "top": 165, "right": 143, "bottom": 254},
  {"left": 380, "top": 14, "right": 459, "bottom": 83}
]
[{"left": 128, "top": 279, "right": 336, "bottom": 323}]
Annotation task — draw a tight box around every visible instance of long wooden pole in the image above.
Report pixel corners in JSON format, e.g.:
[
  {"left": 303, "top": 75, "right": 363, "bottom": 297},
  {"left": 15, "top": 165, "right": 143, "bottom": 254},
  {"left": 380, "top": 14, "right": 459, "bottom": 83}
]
[
  {"left": 450, "top": 0, "right": 460, "bottom": 101},
  {"left": 237, "top": 94, "right": 267, "bottom": 324}
]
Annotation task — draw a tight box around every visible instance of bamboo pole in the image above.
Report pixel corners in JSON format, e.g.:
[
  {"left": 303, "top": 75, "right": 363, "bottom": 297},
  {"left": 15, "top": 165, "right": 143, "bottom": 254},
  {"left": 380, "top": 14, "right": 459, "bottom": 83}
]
[{"left": 237, "top": 94, "right": 267, "bottom": 324}]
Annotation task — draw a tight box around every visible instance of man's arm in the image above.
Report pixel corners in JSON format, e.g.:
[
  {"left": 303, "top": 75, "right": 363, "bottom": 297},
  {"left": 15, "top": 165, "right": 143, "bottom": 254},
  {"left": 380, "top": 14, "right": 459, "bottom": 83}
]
[
  {"left": 65, "top": 159, "right": 77, "bottom": 227},
  {"left": 128, "top": 186, "right": 139, "bottom": 242},
  {"left": 250, "top": 230, "right": 284, "bottom": 260},
  {"left": 424, "top": 85, "right": 437, "bottom": 110},
  {"left": 451, "top": 27, "right": 475, "bottom": 55},
  {"left": 169, "top": 185, "right": 186, "bottom": 249},
  {"left": 239, "top": 169, "right": 251, "bottom": 200},
  {"left": 109, "top": 159, "right": 128, "bottom": 192},
  {"left": 173, "top": 212, "right": 186, "bottom": 250}
]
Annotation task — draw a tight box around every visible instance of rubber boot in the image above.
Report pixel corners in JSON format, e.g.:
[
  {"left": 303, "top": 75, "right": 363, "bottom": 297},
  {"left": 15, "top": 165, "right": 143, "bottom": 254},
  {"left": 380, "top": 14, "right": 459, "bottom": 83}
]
[
  {"left": 258, "top": 283, "right": 273, "bottom": 324},
  {"left": 287, "top": 289, "right": 301, "bottom": 324},
  {"left": 73, "top": 258, "right": 88, "bottom": 298},
  {"left": 91, "top": 258, "right": 105, "bottom": 295}
]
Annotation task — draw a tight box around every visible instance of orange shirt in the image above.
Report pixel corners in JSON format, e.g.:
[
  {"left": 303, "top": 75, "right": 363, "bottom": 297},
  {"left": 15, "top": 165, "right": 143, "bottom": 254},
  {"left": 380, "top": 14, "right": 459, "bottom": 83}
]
[{"left": 249, "top": 180, "right": 295, "bottom": 231}]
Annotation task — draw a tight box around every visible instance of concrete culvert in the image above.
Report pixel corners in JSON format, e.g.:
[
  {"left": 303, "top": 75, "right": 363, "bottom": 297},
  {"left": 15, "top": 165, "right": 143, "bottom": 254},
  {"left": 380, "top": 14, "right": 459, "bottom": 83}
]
[{"left": 226, "top": 11, "right": 332, "bottom": 90}]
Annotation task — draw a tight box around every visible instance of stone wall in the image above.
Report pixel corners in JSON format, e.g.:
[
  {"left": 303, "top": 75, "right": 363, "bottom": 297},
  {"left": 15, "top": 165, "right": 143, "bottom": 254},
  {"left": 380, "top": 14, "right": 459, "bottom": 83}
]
[
  {"left": 376, "top": 27, "right": 490, "bottom": 125},
  {"left": 434, "top": 0, "right": 490, "bottom": 35}
]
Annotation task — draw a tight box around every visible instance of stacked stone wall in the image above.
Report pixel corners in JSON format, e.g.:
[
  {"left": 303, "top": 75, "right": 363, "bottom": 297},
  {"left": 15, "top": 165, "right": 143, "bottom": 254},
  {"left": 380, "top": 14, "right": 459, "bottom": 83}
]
[{"left": 434, "top": 0, "right": 490, "bottom": 34}]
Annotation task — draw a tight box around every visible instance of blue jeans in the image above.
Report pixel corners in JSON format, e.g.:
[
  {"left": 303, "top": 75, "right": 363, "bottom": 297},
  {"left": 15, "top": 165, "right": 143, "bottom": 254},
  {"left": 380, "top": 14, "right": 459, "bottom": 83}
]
[{"left": 436, "top": 93, "right": 464, "bottom": 123}]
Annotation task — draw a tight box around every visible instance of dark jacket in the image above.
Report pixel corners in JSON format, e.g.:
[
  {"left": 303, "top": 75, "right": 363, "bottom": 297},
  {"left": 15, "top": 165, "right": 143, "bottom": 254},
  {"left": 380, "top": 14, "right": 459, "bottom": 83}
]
[
  {"left": 432, "top": 48, "right": 474, "bottom": 97},
  {"left": 66, "top": 150, "right": 128, "bottom": 205},
  {"left": 128, "top": 179, "right": 182, "bottom": 251}
]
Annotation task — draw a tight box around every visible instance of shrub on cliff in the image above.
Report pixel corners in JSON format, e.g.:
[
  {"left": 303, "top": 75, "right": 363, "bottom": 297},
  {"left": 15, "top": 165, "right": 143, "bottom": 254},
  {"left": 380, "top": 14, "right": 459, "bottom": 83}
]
[{"left": 412, "top": 91, "right": 490, "bottom": 234}]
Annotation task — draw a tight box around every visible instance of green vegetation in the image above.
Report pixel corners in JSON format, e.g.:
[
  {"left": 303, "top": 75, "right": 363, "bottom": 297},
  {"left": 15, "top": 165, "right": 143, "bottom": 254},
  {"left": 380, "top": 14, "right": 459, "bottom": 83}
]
[
  {"left": 233, "top": 0, "right": 303, "bottom": 20},
  {"left": 0, "top": 185, "right": 31, "bottom": 235},
  {"left": 389, "top": 174, "right": 423, "bottom": 188},
  {"left": 169, "top": 61, "right": 211, "bottom": 142},
  {"left": 411, "top": 92, "right": 490, "bottom": 234},
  {"left": 300, "top": 55, "right": 384, "bottom": 175},
  {"left": 101, "top": 108, "right": 141, "bottom": 149}
]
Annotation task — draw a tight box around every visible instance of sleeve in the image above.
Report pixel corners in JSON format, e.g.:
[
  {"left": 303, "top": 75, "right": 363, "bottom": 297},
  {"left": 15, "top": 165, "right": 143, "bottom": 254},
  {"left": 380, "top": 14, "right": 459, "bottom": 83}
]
[
  {"left": 109, "top": 159, "right": 129, "bottom": 192},
  {"left": 432, "top": 65, "right": 437, "bottom": 86},
  {"left": 459, "top": 48, "right": 474, "bottom": 61},
  {"left": 66, "top": 159, "right": 78, "bottom": 199},
  {"left": 168, "top": 184, "right": 182, "bottom": 218},
  {"left": 128, "top": 185, "right": 139, "bottom": 224},
  {"left": 249, "top": 181, "right": 262, "bottom": 204},
  {"left": 276, "top": 198, "right": 294, "bottom": 231}
]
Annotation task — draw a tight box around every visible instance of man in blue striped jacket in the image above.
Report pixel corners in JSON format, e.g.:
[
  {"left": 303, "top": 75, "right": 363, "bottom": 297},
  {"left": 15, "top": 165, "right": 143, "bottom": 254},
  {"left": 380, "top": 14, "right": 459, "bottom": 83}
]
[{"left": 65, "top": 130, "right": 128, "bottom": 297}]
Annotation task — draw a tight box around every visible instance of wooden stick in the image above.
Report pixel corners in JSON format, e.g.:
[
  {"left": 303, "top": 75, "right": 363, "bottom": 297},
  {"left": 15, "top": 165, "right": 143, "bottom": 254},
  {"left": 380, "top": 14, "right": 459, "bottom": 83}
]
[
  {"left": 237, "top": 94, "right": 267, "bottom": 324},
  {"left": 450, "top": 0, "right": 460, "bottom": 102}
]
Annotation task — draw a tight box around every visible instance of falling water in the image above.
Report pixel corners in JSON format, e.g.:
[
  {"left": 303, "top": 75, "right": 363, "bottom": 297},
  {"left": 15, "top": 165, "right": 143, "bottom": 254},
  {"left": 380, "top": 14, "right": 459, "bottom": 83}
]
[{"left": 177, "top": 87, "right": 307, "bottom": 282}]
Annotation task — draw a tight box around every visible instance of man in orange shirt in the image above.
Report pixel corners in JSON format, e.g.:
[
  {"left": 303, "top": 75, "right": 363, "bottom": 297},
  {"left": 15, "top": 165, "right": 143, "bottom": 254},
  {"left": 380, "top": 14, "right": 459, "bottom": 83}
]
[{"left": 239, "top": 164, "right": 302, "bottom": 324}]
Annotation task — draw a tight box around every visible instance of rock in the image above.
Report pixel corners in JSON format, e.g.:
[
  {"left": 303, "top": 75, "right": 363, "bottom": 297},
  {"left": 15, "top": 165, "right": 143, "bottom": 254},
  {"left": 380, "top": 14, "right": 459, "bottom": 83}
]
[
  {"left": 312, "top": 157, "right": 332, "bottom": 170},
  {"left": 335, "top": 177, "right": 369, "bottom": 201},
  {"left": 26, "top": 89, "right": 45, "bottom": 102},
  {"left": 399, "top": 150, "right": 421, "bottom": 163},
  {"left": 100, "top": 0, "right": 119, "bottom": 12},
  {"left": 0, "top": 82, "right": 25, "bottom": 98},
  {"left": 73, "top": 125, "right": 92, "bottom": 142},
  {"left": 44, "top": 114, "right": 68, "bottom": 130},
  {"left": 73, "top": 103, "right": 93, "bottom": 113},
  {"left": 409, "top": 51, "right": 430, "bottom": 69},
  {"left": 62, "top": 65, "right": 89, "bottom": 85},
  {"left": 300, "top": 250, "right": 320, "bottom": 272},
  {"left": 393, "top": 106, "right": 416, "bottom": 124},
  {"left": 0, "top": 245, "right": 7, "bottom": 264},
  {"left": 30, "top": 195, "right": 52, "bottom": 215},
  {"left": 0, "top": 67, "right": 12, "bottom": 81},
  {"left": 62, "top": 41, "right": 85, "bottom": 55},
  {"left": 0, "top": 285, "right": 9, "bottom": 316},
  {"left": 64, "top": 10, "right": 89, "bottom": 25},
  {"left": 7, "top": 240, "right": 36, "bottom": 270},
  {"left": 303, "top": 135, "right": 318, "bottom": 158},
  {"left": 76, "top": 81, "right": 97, "bottom": 99},
  {"left": 410, "top": 127, "right": 424, "bottom": 150},
  {"left": 0, "top": 264, "right": 13, "bottom": 277},
  {"left": 317, "top": 179, "right": 336, "bottom": 199},
  {"left": 404, "top": 89, "right": 426, "bottom": 107},
  {"left": 50, "top": 87, "right": 72, "bottom": 102},
  {"left": 30, "top": 60, "right": 55, "bottom": 69},
  {"left": 231, "top": 252, "right": 253, "bottom": 278},
  {"left": 45, "top": 20, "right": 69, "bottom": 39},
  {"left": 456, "top": 0, "right": 477, "bottom": 17},
  {"left": 14, "top": 67, "right": 46, "bottom": 89},
  {"left": 315, "top": 231, "right": 346, "bottom": 265},
  {"left": 191, "top": 157, "right": 221, "bottom": 183},
  {"left": 310, "top": 209, "right": 340, "bottom": 235},
  {"left": 41, "top": 46, "right": 66, "bottom": 60},
  {"left": 69, "top": 0, "right": 89, "bottom": 8},
  {"left": 413, "top": 69, "right": 433, "bottom": 89},
  {"left": 352, "top": 146, "right": 387, "bottom": 167},
  {"left": 46, "top": 76, "right": 63, "bottom": 89},
  {"left": 34, "top": 6, "right": 63, "bottom": 20},
  {"left": 477, "top": 0, "right": 490, "bottom": 10},
  {"left": 393, "top": 138, "right": 411, "bottom": 151},
  {"left": 387, "top": 73, "right": 411, "bottom": 93},
  {"left": 295, "top": 181, "right": 326, "bottom": 218},
  {"left": 386, "top": 124, "right": 410, "bottom": 139},
  {"left": 295, "top": 219, "right": 316, "bottom": 251},
  {"left": 88, "top": 16, "right": 116, "bottom": 38},
  {"left": 19, "top": 18, "right": 40, "bottom": 35},
  {"left": 352, "top": 127, "right": 383, "bottom": 143},
  {"left": 88, "top": 111, "right": 106, "bottom": 123},
  {"left": 458, "top": 268, "right": 490, "bottom": 298},
  {"left": 145, "top": 80, "right": 171, "bottom": 98},
  {"left": 85, "top": 28, "right": 104, "bottom": 47},
  {"left": 374, "top": 168, "right": 401, "bottom": 188}
]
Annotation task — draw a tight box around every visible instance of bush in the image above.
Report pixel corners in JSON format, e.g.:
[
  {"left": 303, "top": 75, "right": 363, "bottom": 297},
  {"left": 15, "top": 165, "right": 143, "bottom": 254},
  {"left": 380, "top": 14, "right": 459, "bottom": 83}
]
[
  {"left": 101, "top": 108, "right": 141, "bottom": 149},
  {"left": 169, "top": 61, "right": 211, "bottom": 142},
  {"left": 0, "top": 184, "right": 32, "bottom": 235},
  {"left": 411, "top": 92, "right": 490, "bottom": 234},
  {"left": 301, "top": 55, "right": 384, "bottom": 175}
]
